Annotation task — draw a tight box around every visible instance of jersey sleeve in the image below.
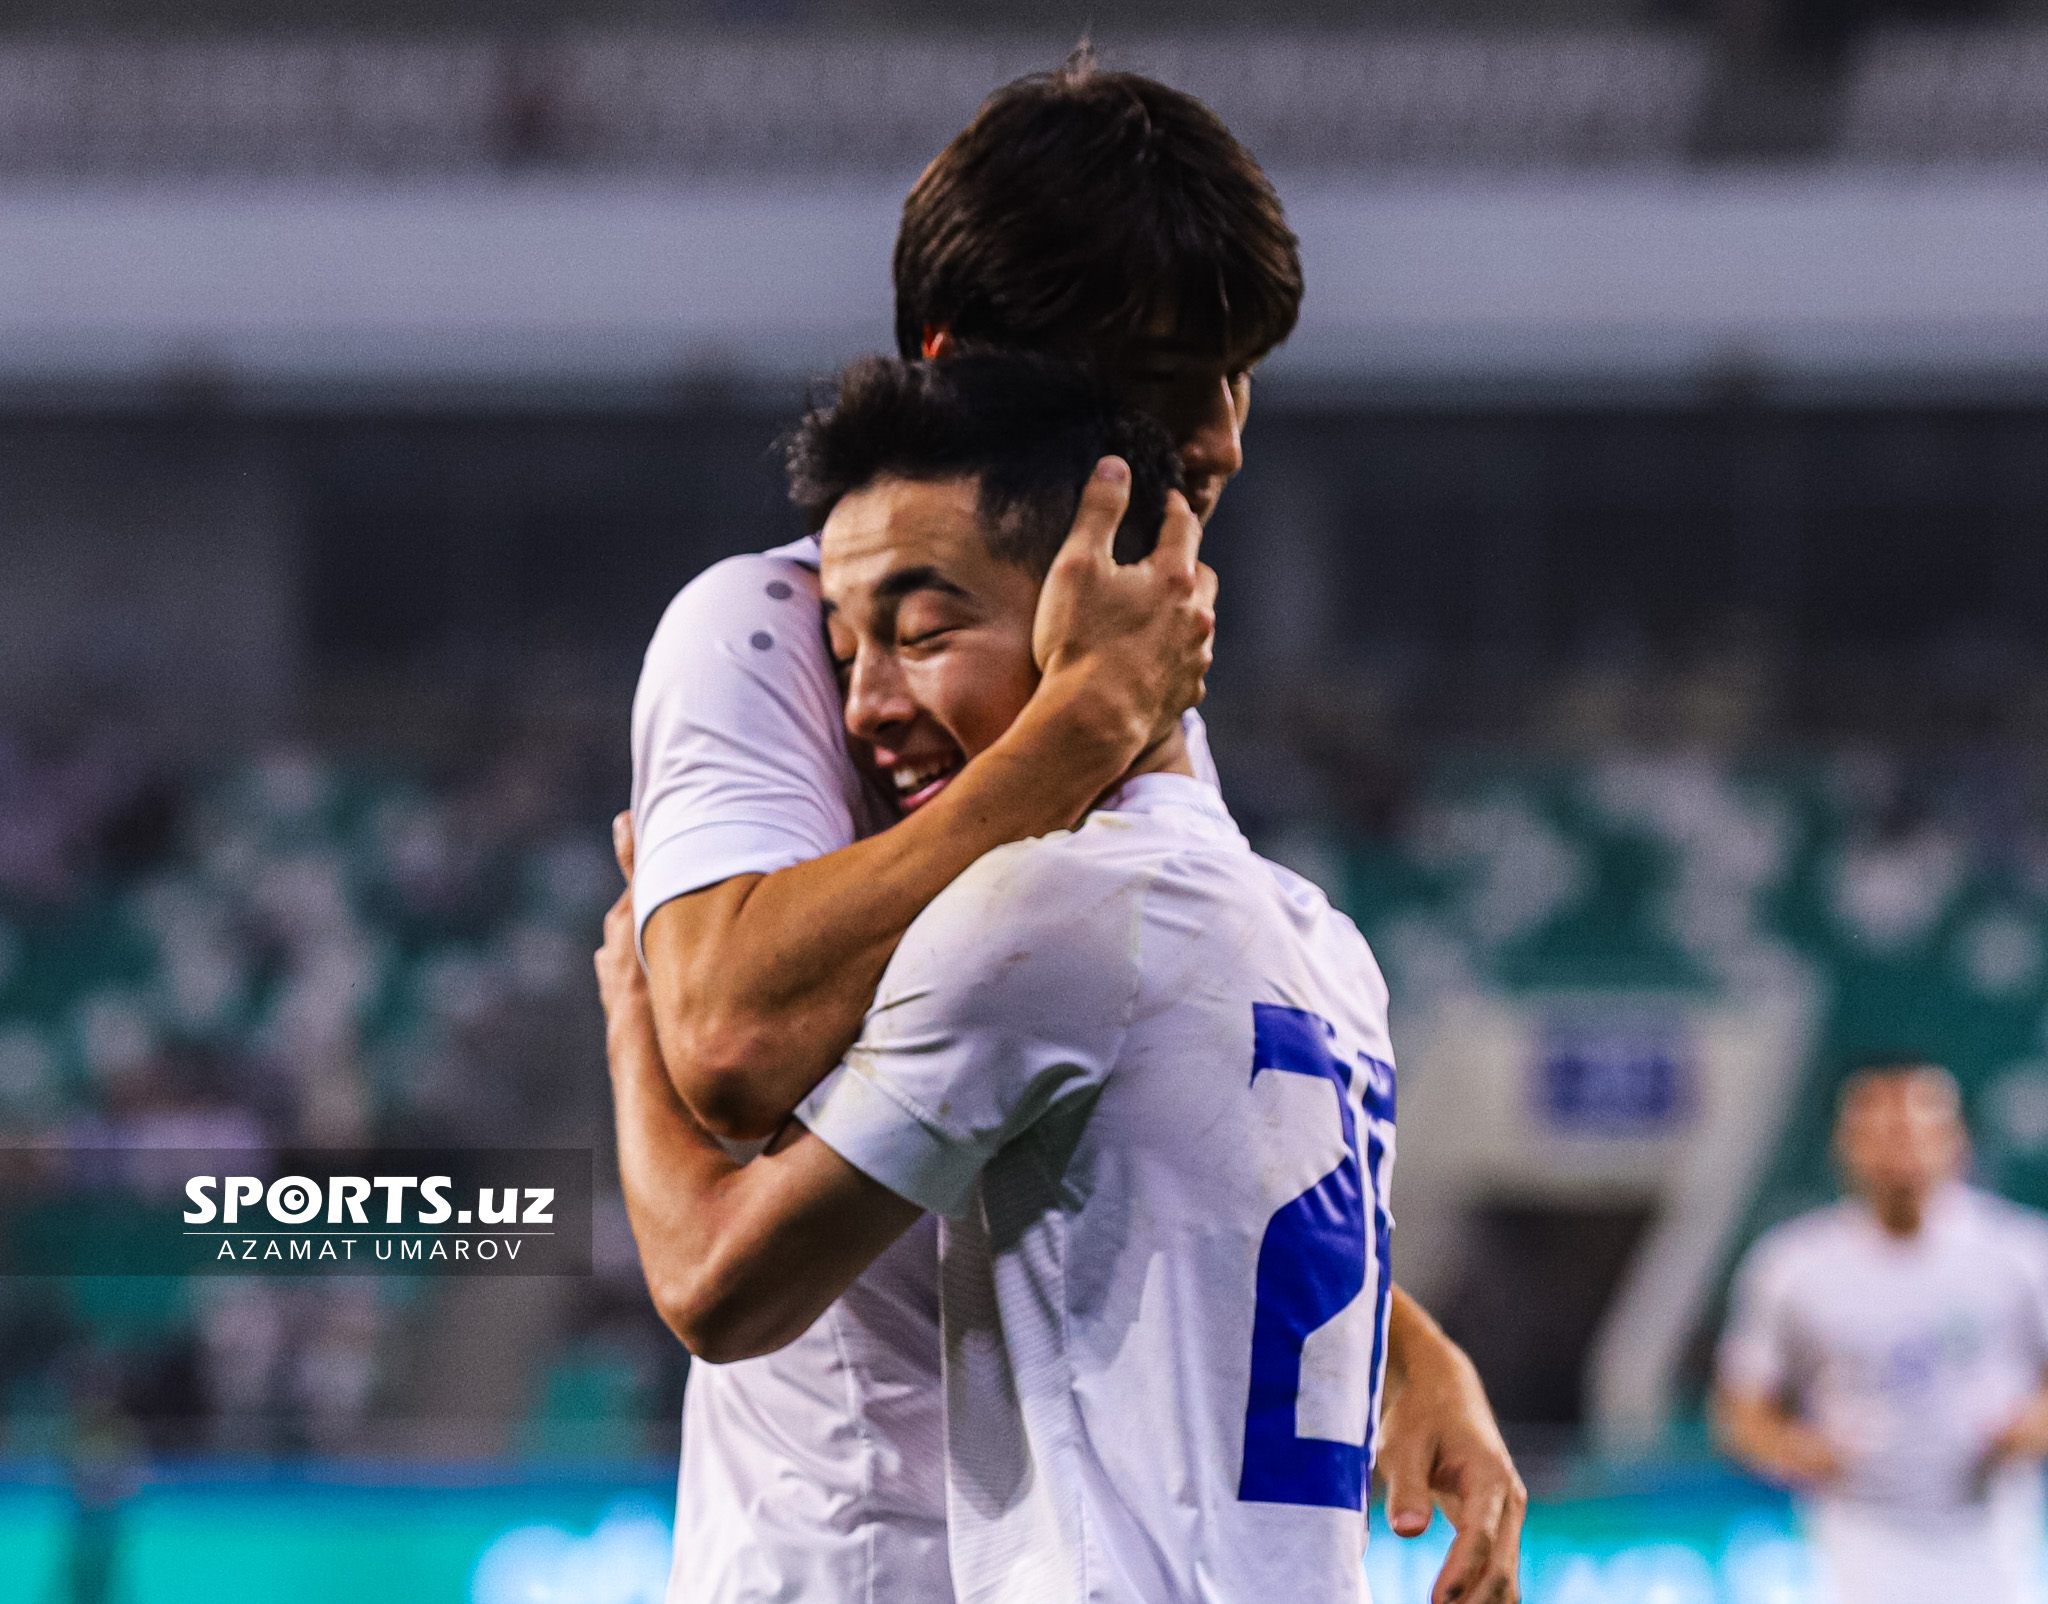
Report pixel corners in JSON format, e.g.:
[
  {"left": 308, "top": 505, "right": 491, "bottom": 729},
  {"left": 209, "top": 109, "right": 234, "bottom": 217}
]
[
  {"left": 797, "top": 837, "right": 1147, "bottom": 1220},
  {"left": 1998, "top": 1200, "right": 2048, "bottom": 1366},
  {"left": 630, "top": 550, "right": 873, "bottom": 940},
  {"left": 1716, "top": 1231, "right": 1796, "bottom": 1397}
]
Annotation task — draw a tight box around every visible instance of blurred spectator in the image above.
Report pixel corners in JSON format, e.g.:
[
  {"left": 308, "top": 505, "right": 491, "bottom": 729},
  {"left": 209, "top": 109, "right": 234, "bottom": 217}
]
[
  {"left": 0, "top": 719, "right": 618, "bottom": 1455},
  {"left": 195, "top": 1279, "right": 387, "bottom": 1455},
  {"left": 0, "top": 724, "right": 173, "bottom": 905}
]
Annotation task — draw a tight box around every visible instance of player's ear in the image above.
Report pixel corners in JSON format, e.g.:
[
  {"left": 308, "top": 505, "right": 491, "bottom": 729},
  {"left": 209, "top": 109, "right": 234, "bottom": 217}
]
[{"left": 921, "top": 326, "right": 957, "bottom": 361}]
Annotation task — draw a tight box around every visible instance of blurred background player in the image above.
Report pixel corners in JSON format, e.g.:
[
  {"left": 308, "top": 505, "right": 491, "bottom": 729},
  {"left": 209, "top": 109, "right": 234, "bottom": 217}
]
[{"left": 1715, "top": 1062, "right": 2048, "bottom": 1604}]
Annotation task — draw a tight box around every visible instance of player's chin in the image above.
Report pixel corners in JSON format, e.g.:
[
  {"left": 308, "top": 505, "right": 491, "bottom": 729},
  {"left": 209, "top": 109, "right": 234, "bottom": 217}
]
[{"left": 1183, "top": 480, "right": 1223, "bottom": 525}]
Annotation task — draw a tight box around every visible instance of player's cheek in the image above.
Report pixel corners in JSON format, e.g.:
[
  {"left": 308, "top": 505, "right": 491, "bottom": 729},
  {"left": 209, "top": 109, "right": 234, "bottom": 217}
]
[{"left": 928, "top": 646, "right": 1019, "bottom": 759}]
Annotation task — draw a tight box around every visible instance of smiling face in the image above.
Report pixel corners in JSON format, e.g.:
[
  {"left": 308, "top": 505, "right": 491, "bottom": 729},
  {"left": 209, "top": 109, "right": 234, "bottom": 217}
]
[{"left": 820, "top": 475, "right": 1044, "bottom": 814}]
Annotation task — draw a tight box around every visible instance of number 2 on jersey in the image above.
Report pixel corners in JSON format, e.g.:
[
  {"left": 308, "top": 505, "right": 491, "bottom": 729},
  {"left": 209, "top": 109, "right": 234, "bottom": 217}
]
[{"left": 1238, "top": 1003, "right": 1395, "bottom": 1511}]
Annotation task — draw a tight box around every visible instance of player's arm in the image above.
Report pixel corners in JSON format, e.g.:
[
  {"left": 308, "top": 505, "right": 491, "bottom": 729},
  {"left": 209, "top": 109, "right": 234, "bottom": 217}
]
[
  {"left": 1377, "top": 1289, "right": 1527, "bottom": 1604},
  {"left": 1711, "top": 1384, "right": 1843, "bottom": 1488},
  {"left": 1982, "top": 1378, "right": 2048, "bottom": 1474},
  {"left": 644, "top": 462, "right": 1212, "bottom": 1141},
  {"left": 602, "top": 862, "right": 920, "bottom": 1360},
  {"left": 606, "top": 828, "right": 1122, "bottom": 1358},
  {"left": 1710, "top": 1244, "right": 1841, "bottom": 1490},
  {"left": 1335, "top": 928, "right": 1521, "bottom": 1604},
  {"left": 1979, "top": 1249, "right": 2048, "bottom": 1476}
]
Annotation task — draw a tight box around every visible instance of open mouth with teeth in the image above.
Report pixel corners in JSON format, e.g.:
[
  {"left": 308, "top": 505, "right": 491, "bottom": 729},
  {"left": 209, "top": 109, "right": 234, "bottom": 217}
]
[{"left": 886, "top": 749, "right": 964, "bottom": 813}]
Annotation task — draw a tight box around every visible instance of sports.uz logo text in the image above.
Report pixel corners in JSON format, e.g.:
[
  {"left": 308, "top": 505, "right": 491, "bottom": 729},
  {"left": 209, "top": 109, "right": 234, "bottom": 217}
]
[
  {"left": 184, "top": 1171, "right": 557, "bottom": 1265},
  {"left": 0, "top": 1146, "right": 593, "bottom": 1275},
  {"left": 183, "top": 1173, "right": 556, "bottom": 1228}
]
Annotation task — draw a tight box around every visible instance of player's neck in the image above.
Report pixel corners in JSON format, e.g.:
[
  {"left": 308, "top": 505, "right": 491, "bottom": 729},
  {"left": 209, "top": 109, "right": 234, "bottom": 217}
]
[
  {"left": 1089, "top": 727, "right": 1195, "bottom": 814},
  {"left": 1867, "top": 1187, "right": 1931, "bottom": 1239},
  {"left": 1123, "top": 727, "right": 1195, "bottom": 786}
]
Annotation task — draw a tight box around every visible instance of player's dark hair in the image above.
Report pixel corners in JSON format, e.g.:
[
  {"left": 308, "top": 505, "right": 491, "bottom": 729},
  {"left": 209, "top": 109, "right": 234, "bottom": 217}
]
[
  {"left": 893, "top": 46, "right": 1302, "bottom": 370},
  {"left": 784, "top": 351, "right": 1182, "bottom": 576},
  {"left": 1835, "top": 1058, "right": 1961, "bottom": 1119}
]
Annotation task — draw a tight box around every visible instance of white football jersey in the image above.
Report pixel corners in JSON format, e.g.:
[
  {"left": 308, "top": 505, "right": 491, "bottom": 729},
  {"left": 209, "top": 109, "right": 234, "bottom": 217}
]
[
  {"left": 630, "top": 541, "right": 1225, "bottom": 1604},
  {"left": 1720, "top": 1186, "right": 2048, "bottom": 1534},
  {"left": 800, "top": 771, "right": 1397, "bottom": 1604},
  {"left": 632, "top": 536, "right": 893, "bottom": 943}
]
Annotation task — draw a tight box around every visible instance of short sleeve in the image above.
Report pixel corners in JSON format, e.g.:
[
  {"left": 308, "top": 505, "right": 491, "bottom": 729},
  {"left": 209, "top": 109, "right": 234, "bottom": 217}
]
[
  {"left": 798, "top": 836, "right": 1146, "bottom": 1219},
  {"left": 630, "top": 548, "right": 882, "bottom": 939},
  {"left": 2026, "top": 1254, "right": 2048, "bottom": 1368},
  {"left": 1717, "top": 1233, "right": 1796, "bottom": 1397},
  {"left": 1998, "top": 1204, "right": 2048, "bottom": 1365}
]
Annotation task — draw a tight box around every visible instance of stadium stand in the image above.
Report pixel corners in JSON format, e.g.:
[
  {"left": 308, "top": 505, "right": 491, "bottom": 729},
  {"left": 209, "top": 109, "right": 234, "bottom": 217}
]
[
  {"left": 0, "top": 729, "right": 670, "bottom": 1457},
  {"left": 11, "top": 706, "right": 2048, "bottom": 1454},
  {"left": 24, "top": 23, "right": 2048, "bottom": 180},
  {"left": 0, "top": 32, "right": 1712, "bottom": 177},
  {"left": 0, "top": 739, "right": 616, "bottom": 1145},
  {"left": 1321, "top": 742, "right": 2048, "bottom": 1425},
  {"left": 25, "top": 19, "right": 2048, "bottom": 179},
  {"left": 1369, "top": 749, "right": 2048, "bottom": 1161},
  {"left": 1838, "top": 25, "right": 2048, "bottom": 161}
]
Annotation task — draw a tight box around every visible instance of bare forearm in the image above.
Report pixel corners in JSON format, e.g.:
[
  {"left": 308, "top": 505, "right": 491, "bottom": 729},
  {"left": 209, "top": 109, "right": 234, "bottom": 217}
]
[
  {"left": 609, "top": 1016, "right": 918, "bottom": 1360},
  {"left": 2009, "top": 1386, "right": 2048, "bottom": 1454},
  {"left": 607, "top": 1006, "right": 745, "bottom": 1339},
  {"left": 1385, "top": 1285, "right": 1486, "bottom": 1408},
  {"left": 603, "top": 855, "right": 925, "bottom": 1363},
  {"left": 1713, "top": 1390, "right": 1775, "bottom": 1464},
  {"left": 1713, "top": 1388, "right": 1839, "bottom": 1486},
  {"left": 1376, "top": 1284, "right": 1526, "bottom": 1599},
  {"left": 646, "top": 675, "right": 1136, "bottom": 1137},
  {"left": 1385, "top": 1283, "right": 1435, "bottom": 1387}
]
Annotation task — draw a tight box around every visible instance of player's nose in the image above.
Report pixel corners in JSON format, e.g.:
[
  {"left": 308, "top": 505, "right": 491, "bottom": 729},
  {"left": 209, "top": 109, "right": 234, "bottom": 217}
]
[
  {"left": 1176, "top": 377, "right": 1244, "bottom": 509},
  {"left": 841, "top": 648, "right": 917, "bottom": 742}
]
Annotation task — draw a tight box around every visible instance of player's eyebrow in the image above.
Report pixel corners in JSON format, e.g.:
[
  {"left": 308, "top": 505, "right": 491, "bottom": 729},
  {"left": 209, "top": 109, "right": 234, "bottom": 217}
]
[
  {"left": 873, "top": 565, "right": 971, "bottom": 604},
  {"left": 818, "top": 564, "right": 969, "bottom": 621}
]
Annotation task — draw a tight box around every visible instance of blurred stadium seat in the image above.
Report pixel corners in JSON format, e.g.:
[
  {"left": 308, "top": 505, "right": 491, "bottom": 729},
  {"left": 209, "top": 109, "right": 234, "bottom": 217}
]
[
  {"left": 1840, "top": 26, "right": 2048, "bottom": 163},
  {"left": 30, "top": 23, "right": 2048, "bottom": 182},
  {"left": 0, "top": 32, "right": 1711, "bottom": 178},
  {"left": 11, "top": 724, "right": 2048, "bottom": 1456},
  {"left": 0, "top": 733, "right": 669, "bottom": 1470}
]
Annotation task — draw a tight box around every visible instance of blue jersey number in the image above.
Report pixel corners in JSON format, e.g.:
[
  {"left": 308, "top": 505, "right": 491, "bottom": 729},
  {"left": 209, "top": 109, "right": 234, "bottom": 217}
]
[{"left": 1238, "top": 1003, "right": 1394, "bottom": 1511}]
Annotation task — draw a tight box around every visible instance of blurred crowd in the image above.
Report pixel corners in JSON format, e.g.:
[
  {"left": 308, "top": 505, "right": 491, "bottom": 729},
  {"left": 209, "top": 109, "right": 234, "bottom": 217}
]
[
  {"left": 0, "top": 727, "right": 617, "bottom": 1148},
  {"left": 0, "top": 719, "right": 679, "bottom": 1464},
  {"left": 13, "top": 694, "right": 2048, "bottom": 1463}
]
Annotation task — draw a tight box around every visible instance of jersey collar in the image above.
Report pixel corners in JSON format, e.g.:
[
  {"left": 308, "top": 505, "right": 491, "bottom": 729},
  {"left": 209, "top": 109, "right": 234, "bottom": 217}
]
[
  {"left": 765, "top": 533, "right": 823, "bottom": 571},
  {"left": 1099, "top": 770, "right": 1237, "bottom": 826}
]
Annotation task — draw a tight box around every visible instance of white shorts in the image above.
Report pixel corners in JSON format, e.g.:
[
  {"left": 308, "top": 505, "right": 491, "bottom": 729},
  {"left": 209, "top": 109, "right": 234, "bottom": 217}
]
[{"left": 1807, "top": 1494, "right": 2044, "bottom": 1604}]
